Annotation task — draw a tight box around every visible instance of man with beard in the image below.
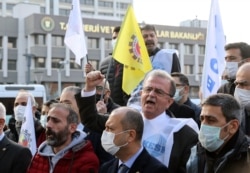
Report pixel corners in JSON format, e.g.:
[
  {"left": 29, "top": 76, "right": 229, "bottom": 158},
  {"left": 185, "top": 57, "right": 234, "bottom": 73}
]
[
  {"left": 76, "top": 70, "right": 198, "bottom": 173},
  {"left": 27, "top": 103, "right": 99, "bottom": 173}
]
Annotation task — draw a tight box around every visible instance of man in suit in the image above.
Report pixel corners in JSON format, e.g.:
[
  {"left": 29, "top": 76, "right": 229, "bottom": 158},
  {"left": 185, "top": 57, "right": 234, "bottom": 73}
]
[
  {"left": 0, "top": 102, "right": 32, "bottom": 173},
  {"left": 76, "top": 69, "right": 198, "bottom": 173},
  {"left": 100, "top": 106, "right": 169, "bottom": 173}
]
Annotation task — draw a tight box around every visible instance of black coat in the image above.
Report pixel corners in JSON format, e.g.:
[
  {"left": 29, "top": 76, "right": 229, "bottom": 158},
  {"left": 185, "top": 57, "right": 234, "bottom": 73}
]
[
  {"left": 76, "top": 93, "right": 198, "bottom": 173},
  {"left": 100, "top": 148, "right": 169, "bottom": 173},
  {"left": 0, "top": 136, "right": 32, "bottom": 173}
]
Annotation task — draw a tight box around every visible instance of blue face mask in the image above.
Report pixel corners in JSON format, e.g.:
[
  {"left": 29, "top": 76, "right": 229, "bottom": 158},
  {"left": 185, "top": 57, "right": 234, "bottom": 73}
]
[
  {"left": 173, "top": 87, "right": 184, "bottom": 102},
  {"left": 198, "top": 123, "right": 230, "bottom": 152}
]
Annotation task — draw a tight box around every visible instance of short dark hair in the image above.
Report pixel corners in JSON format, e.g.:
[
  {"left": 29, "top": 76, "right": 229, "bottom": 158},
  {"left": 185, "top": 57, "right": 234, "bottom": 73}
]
[
  {"left": 113, "top": 26, "right": 120, "bottom": 33},
  {"left": 141, "top": 24, "right": 156, "bottom": 34},
  {"left": 120, "top": 107, "right": 144, "bottom": 141},
  {"left": 143, "top": 69, "right": 176, "bottom": 97},
  {"left": 225, "top": 42, "right": 250, "bottom": 59},
  {"left": 171, "top": 72, "right": 190, "bottom": 86},
  {"left": 50, "top": 103, "right": 79, "bottom": 124},
  {"left": 43, "top": 99, "right": 58, "bottom": 108},
  {"left": 202, "top": 93, "right": 241, "bottom": 122}
]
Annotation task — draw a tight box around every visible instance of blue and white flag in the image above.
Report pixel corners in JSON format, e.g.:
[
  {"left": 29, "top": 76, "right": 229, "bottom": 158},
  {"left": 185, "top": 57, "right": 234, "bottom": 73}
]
[
  {"left": 64, "top": 0, "right": 87, "bottom": 65},
  {"left": 201, "top": 0, "right": 225, "bottom": 100},
  {"left": 18, "top": 97, "right": 37, "bottom": 156}
]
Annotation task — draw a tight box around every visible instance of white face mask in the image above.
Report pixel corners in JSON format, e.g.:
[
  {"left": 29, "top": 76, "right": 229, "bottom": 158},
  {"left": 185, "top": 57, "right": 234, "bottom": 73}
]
[
  {"left": 111, "top": 39, "right": 117, "bottom": 50},
  {"left": 224, "top": 62, "right": 238, "bottom": 79},
  {"left": 101, "top": 130, "right": 129, "bottom": 155},
  {"left": 14, "top": 105, "right": 26, "bottom": 122},
  {"left": 40, "top": 115, "right": 47, "bottom": 128},
  {"left": 198, "top": 123, "right": 229, "bottom": 152},
  {"left": 234, "top": 87, "right": 250, "bottom": 106},
  {"left": 173, "top": 87, "right": 184, "bottom": 102}
]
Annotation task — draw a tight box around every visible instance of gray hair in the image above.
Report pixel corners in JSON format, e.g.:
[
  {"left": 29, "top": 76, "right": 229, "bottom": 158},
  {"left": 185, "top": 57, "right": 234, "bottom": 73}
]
[{"left": 143, "top": 69, "right": 176, "bottom": 97}]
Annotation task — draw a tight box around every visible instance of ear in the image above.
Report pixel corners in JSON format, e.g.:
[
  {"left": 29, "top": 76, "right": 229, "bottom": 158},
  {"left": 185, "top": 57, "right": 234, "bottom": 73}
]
[
  {"left": 32, "top": 106, "right": 37, "bottom": 116},
  {"left": 69, "top": 123, "right": 77, "bottom": 134},
  {"left": 127, "top": 129, "right": 136, "bottom": 143},
  {"left": 228, "top": 119, "right": 239, "bottom": 135}
]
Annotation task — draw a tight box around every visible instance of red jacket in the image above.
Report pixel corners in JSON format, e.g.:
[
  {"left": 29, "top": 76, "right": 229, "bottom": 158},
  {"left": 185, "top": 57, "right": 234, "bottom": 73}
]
[{"left": 27, "top": 140, "right": 99, "bottom": 173}]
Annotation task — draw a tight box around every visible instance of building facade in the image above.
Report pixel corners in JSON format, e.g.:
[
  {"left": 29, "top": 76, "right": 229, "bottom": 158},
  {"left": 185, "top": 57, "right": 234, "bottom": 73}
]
[{"left": 0, "top": 0, "right": 206, "bottom": 99}]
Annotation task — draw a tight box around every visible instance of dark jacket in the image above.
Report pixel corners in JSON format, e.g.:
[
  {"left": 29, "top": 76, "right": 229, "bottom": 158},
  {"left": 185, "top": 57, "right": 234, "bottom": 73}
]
[
  {"left": 187, "top": 129, "right": 250, "bottom": 173},
  {"left": 99, "top": 55, "right": 130, "bottom": 106},
  {"left": 184, "top": 98, "right": 201, "bottom": 126},
  {"left": 0, "top": 136, "right": 32, "bottom": 173},
  {"left": 217, "top": 80, "right": 235, "bottom": 96},
  {"left": 27, "top": 140, "right": 99, "bottom": 173},
  {"left": 100, "top": 148, "right": 169, "bottom": 173},
  {"left": 76, "top": 93, "right": 198, "bottom": 173},
  {"left": 106, "top": 97, "right": 120, "bottom": 113},
  {"left": 5, "top": 117, "right": 46, "bottom": 147}
]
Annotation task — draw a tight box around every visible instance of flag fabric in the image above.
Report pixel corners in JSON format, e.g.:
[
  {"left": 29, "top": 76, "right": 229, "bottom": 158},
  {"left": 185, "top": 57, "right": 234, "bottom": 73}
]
[
  {"left": 64, "top": 0, "right": 87, "bottom": 65},
  {"left": 113, "top": 5, "right": 152, "bottom": 94},
  {"left": 18, "top": 97, "right": 37, "bottom": 156},
  {"left": 201, "top": 0, "right": 225, "bottom": 100}
]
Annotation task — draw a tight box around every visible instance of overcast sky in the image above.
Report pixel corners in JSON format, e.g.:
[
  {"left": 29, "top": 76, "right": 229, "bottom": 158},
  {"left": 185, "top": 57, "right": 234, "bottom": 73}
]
[{"left": 133, "top": 0, "right": 250, "bottom": 44}]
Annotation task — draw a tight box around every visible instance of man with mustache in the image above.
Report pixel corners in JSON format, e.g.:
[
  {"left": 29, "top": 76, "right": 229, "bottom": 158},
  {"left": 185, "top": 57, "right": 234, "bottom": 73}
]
[
  {"left": 127, "top": 24, "right": 181, "bottom": 110},
  {"left": 27, "top": 103, "right": 99, "bottom": 173},
  {"left": 76, "top": 70, "right": 198, "bottom": 173}
]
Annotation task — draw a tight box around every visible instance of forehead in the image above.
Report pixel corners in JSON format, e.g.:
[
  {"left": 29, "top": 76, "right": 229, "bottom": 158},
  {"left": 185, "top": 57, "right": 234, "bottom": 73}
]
[
  {"left": 172, "top": 76, "right": 181, "bottom": 84},
  {"left": 15, "top": 94, "right": 28, "bottom": 102},
  {"left": 201, "top": 105, "right": 226, "bottom": 121},
  {"left": 48, "top": 107, "right": 68, "bottom": 120},
  {"left": 144, "top": 76, "right": 171, "bottom": 89},
  {"left": 142, "top": 29, "right": 156, "bottom": 35},
  {"left": 106, "top": 111, "right": 123, "bottom": 126},
  {"left": 236, "top": 66, "right": 250, "bottom": 81},
  {"left": 60, "top": 91, "right": 76, "bottom": 102}
]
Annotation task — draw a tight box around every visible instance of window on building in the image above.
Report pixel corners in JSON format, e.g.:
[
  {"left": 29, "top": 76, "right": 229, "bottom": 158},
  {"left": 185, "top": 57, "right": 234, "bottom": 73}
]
[
  {"left": 52, "top": 35, "right": 64, "bottom": 46},
  {"left": 52, "top": 58, "right": 63, "bottom": 68},
  {"left": 116, "top": 2, "right": 129, "bottom": 10},
  {"left": 34, "top": 34, "right": 46, "bottom": 45},
  {"left": 70, "top": 59, "right": 81, "bottom": 69},
  {"left": 99, "top": 1, "right": 113, "bottom": 8},
  {"left": 8, "top": 60, "right": 16, "bottom": 70},
  {"left": 184, "top": 44, "right": 193, "bottom": 54},
  {"left": 59, "top": 9, "right": 70, "bottom": 16},
  {"left": 198, "top": 65, "right": 203, "bottom": 74},
  {"left": 8, "top": 37, "right": 17, "bottom": 48},
  {"left": 105, "top": 39, "right": 112, "bottom": 50},
  {"left": 59, "top": 0, "right": 72, "bottom": 3},
  {"left": 184, "top": 65, "right": 193, "bottom": 74},
  {"left": 34, "top": 57, "right": 45, "bottom": 68},
  {"left": 98, "top": 12, "right": 113, "bottom": 16},
  {"left": 83, "top": 11, "right": 94, "bottom": 15},
  {"left": 81, "top": 0, "right": 94, "bottom": 6},
  {"left": 169, "top": 43, "right": 179, "bottom": 50},
  {"left": 0, "top": 37, "right": 2, "bottom": 47},
  {"left": 40, "top": 7, "right": 45, "bottom": 14},
  {"left": 88, "top": 38, "right": 99, "bottom": 49},
  {"left": 6, "top": 3, "right": 15, "bottom": 10},
  {"left": 157, "top": 42, "right": 164, "bottom": 49},
  {"left": 199, "top": 45, "right": 205, "bottom": 55}
]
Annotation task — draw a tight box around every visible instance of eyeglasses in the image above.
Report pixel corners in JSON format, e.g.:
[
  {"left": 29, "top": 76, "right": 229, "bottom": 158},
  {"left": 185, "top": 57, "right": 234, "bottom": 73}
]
[
  {"left": 142, "top": 86, "right": 172, "bottom": 97},
  {"left": 96, "top": 86, "right": 107, "bottom": 91}
]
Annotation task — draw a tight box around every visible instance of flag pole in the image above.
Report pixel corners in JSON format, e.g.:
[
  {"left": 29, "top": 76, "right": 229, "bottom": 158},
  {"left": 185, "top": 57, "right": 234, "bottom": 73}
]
[{"left": 100, "top": 57, "right": 112, "bottom": 100}]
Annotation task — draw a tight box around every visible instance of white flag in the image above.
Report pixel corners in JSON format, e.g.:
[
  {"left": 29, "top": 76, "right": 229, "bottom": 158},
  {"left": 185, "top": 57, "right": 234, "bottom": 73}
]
[
  {"left": 64, "top": 0, "right": 87, "bottom": 65},
  {"left": 201, "top": 0, "right": 225, "bottom": 100},
  {"left": 18, "top": 97, "right": 37, "bottom": 156}
]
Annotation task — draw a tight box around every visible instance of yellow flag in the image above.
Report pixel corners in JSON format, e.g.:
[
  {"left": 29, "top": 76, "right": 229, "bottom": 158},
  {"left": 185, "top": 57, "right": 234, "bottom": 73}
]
[{"left": 113, "top": 5, "right": 152, "bottom": 94}]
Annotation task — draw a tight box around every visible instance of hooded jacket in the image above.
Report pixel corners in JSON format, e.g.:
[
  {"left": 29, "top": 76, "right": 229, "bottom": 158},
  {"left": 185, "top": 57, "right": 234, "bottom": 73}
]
[{"left": 27, "top": 130, "right": 99, "bottom": 173}]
